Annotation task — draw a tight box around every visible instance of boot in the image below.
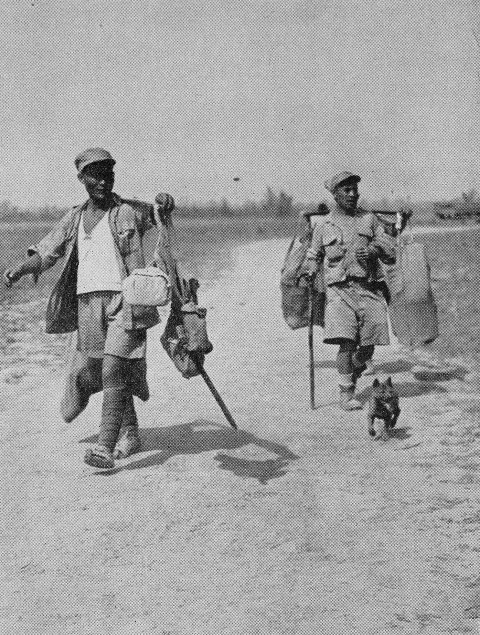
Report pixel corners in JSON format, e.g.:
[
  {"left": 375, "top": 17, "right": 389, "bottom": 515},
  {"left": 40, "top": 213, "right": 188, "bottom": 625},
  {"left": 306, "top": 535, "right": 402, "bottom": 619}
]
[{"left": 339, "top": 384, "right": 362, "bottom": 411}]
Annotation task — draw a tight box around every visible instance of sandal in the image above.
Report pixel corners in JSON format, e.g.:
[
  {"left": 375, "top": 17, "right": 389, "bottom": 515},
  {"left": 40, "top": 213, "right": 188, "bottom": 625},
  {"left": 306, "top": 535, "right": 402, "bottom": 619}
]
[{"left": 84, "top": 445, "right": 115, "bottom": 469}]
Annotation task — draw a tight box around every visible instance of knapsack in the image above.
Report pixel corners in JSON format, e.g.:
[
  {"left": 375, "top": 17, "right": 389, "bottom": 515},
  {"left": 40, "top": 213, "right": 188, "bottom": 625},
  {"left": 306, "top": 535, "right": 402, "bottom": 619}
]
[{"left": 280, "top": 216, "right": 326, "bottom": 329}]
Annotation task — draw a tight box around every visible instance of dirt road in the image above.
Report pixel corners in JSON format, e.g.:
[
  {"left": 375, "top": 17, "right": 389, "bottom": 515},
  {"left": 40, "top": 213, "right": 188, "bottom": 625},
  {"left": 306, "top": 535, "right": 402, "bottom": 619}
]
[{"left": 1, "top": 237, "right": 479, "bottom": 634}]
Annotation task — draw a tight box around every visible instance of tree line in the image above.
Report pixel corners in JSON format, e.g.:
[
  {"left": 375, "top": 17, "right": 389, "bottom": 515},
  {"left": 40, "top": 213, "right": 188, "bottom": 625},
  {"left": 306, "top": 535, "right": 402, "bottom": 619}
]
[{"left": 0, "top": 187, "right": 295, "bottom": 221}]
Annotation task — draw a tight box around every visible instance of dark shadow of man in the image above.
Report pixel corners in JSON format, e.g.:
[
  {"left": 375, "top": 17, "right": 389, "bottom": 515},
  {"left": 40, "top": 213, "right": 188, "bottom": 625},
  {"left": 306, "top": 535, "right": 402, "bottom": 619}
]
[{"left": 80, "top": 419, "right": 299, "bottom": 484}]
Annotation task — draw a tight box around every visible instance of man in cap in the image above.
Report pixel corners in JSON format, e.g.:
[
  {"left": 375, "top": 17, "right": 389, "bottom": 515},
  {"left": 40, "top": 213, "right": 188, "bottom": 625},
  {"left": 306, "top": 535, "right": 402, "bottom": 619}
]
[
  {"left": 3, "top": 148, "right": 174, "bottom": 468},
  {"left": 304, "top": 172, "right": 396, "bottom": 410}
]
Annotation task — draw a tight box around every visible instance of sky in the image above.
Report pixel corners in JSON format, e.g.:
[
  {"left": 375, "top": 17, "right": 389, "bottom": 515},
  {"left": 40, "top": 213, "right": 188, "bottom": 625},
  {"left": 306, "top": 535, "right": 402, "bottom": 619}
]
[{"left": 1, "top": 0, "right": 480, "bottom": 207}]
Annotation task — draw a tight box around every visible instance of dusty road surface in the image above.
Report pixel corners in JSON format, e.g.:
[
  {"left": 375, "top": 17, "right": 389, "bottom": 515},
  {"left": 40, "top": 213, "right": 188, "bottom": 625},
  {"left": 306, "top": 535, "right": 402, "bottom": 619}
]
[{"left": 1, "top": 237, "right": 480, "bottom": 635}]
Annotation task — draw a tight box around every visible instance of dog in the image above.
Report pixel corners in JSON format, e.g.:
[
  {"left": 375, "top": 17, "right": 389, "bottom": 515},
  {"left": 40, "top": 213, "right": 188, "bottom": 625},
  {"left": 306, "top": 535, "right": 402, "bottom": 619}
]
[{"left": 367, "top": 376, "right": 400, "bottom": 441}]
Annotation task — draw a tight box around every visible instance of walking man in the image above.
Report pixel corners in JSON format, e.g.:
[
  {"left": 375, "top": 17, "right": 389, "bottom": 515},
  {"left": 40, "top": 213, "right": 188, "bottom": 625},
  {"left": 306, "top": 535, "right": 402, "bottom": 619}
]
[
  {"left": 3, "top": 148, "right": 174, "bottom": 468},
  {"left": 305, "top": 172, "right": 396, "bottom": 410}
]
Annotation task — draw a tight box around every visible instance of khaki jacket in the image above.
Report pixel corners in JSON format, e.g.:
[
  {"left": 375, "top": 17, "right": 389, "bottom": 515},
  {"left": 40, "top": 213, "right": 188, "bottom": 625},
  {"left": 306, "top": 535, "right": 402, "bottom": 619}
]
[
  {"left": 29, "top": 193, "right": 160, "bottom": 334},
  {"left": 306, "top": 207, "right": 396, "bottom": 286}
]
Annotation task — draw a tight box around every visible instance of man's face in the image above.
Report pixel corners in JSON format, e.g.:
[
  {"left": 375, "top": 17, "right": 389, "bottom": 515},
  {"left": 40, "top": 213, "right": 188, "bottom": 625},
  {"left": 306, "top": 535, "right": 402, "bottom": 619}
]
[
  {"left": 78, "top": 161, "right": 115, "bottom": 202},
  {"left": 333, "top": 181, "right": 359, "bottom": 213}
]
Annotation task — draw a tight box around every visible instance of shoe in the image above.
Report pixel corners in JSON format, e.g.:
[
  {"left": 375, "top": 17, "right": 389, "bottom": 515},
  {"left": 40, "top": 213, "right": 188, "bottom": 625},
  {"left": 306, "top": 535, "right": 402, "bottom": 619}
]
[
  {"left": 339, "top": 385, "right": 363, "bottom": 411},
  {"left": 113, "top": 427, "right": 141, "bottom": 459},
  {"left": 84, "top": 445, "right": 115, "bottom": 469}
]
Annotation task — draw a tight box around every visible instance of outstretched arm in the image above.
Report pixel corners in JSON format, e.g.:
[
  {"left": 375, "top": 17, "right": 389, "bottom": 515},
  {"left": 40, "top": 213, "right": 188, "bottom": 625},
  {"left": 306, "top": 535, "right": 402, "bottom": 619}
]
[{"left": 4, "top": 253, "right": 42, "bottom": 287}]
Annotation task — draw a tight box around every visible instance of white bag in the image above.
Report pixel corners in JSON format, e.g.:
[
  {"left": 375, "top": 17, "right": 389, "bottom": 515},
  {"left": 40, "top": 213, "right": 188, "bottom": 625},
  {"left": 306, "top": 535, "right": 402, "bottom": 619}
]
[{"left": 122, "top": 266, "right": 171, "bottom": 306}]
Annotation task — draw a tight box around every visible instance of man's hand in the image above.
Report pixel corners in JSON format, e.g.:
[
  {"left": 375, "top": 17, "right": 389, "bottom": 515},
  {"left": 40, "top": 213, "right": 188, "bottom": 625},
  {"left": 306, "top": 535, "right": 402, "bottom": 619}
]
[
  {"left": 155, "top": 193, "right": 175, "bottom": 214},
  {"left": 398, "top": 207, "right": 412, "bottom": 232},
  {"left": 300, "top": 260, "right": 317, "bottom": 283},
  {"left": 3, "top": 269, "right": 16, "bottom": 288},
  {"left": 355, "top": 245, "right": 378, "bottom": 267}
]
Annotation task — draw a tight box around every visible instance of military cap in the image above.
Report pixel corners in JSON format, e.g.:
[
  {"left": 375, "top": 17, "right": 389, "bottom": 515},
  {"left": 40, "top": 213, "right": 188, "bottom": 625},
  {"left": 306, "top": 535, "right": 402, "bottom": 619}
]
[
  {"left": 74, "top": 148, "right": 115, "bottom": 174},
  {"left": 324, "top": 171, "right": 361, "bottom": 193}
]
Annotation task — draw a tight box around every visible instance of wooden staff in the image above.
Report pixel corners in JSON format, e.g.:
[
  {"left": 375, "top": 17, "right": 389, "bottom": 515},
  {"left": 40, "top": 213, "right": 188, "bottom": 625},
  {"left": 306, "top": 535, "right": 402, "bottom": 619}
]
[{"left": 308, "top": 277, "right": 315, "bottom": 410}]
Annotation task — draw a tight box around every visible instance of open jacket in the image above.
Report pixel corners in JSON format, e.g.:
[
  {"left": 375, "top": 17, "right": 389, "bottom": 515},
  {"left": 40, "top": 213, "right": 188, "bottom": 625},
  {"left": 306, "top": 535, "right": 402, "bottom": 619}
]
[
  {"left": 305, "top": 207, "right": 396, "bottom": 287},
  {"left": 29, "top": 193, "right": 160, "bottom": 334}
]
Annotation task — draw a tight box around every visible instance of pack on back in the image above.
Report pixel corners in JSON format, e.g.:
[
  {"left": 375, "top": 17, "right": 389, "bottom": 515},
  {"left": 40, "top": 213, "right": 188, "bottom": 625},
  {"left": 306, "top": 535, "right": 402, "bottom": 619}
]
[{"left": 280, "top": 215, "right": 326, "bottom": 330}]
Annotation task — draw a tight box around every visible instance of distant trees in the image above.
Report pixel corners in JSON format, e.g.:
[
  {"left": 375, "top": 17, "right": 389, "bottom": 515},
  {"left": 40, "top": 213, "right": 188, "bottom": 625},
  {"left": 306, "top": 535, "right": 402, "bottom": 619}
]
[
  {"left": 261, "top": 187, "right": 294, "bottom": 217},
  {"left": 175, "top": 187, "right": 296, "bottom": 218},
  {"left": 0, "top": 199, "right": 67, "bottom": 222}
]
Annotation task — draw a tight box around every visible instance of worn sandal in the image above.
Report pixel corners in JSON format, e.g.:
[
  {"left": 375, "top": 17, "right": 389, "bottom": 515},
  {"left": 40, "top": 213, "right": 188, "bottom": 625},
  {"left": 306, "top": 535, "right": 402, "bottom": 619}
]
[{"left": 84, "top": 445, "right": 115, "bottom": 469}]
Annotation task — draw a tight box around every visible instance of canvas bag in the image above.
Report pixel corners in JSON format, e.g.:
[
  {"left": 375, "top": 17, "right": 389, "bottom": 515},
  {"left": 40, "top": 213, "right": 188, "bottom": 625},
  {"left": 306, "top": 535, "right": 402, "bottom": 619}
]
[
  {"left": 280, "top": 216, "right": 325, "bottom": 329},
  {"left": 154, "top": 212, "right": 213, "bottom": 378},
  {"left": 122, "top": 265, "right": 171, "bottom": 306},
  {"left": 384, "top": 230, "right": 439, "bottom": 347}
]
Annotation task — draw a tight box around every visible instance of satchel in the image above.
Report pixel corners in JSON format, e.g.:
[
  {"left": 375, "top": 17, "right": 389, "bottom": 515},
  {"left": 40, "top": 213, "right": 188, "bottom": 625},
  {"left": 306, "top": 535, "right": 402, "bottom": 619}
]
[
  {"left": 160, "top": 281, "right": 213, "bottom": 379},
  {"left": 384, "top": 234, "right": 439, "bottom": 347},
  {"left": 122, "top": 266, "right": 171, "bottom": 306},
  {"left": 280, "top": 217, "right": 326, "bottom": 330}
]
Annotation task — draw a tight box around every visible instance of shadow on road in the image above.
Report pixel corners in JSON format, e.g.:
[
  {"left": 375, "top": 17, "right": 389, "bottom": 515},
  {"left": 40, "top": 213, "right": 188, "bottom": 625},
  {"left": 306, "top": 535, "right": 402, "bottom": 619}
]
[
  {"left": 389, "top": 426, "right": 412, "bottom": 440},
  {"left": 373, "top": 359, "right": 414, "bottom": 374},
  {"left": 80, "top": 420, "right": 299, "bottom": 483}
]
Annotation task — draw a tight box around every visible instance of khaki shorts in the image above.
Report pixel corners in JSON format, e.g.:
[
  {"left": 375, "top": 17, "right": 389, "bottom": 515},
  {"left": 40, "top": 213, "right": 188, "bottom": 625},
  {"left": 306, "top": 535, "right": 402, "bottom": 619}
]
[
  {"left": 323, "top": 282, "right": 389, "bottom": 347},
  {"left": 77, "top": 291, "right": 147, "bottom": 359}
]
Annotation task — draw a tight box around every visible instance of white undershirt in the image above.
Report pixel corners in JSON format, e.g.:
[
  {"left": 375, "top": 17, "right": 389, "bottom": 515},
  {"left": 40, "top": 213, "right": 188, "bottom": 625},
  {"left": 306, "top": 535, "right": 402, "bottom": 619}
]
[{"left": 77, "top": 211, "right": 122, "bottom": 295}]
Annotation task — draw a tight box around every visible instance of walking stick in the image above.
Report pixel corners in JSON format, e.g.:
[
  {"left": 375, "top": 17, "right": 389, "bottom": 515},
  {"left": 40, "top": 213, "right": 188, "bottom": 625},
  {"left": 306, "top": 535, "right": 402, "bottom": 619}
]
[
  {"left": 308, "top": 277, "right": 315, "bottom": 410},
  {"left": 194, "top": 356, "right": 238, "bottom": 429},
  {"left": 154, "top": 194, "right": 238, "bottom": 430},
  {"left": 188, "top": 280, "right": 237, "bottom": 430}
]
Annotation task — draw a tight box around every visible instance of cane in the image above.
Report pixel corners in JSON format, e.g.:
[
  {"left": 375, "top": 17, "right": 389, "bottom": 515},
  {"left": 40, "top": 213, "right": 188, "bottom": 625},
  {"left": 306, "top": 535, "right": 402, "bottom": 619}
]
[
  {"left": 195, "top": 357, "right": 238, "bottom": 429},
  {"left": 308, "top": 276, "right": 315, "bottom": 410}
]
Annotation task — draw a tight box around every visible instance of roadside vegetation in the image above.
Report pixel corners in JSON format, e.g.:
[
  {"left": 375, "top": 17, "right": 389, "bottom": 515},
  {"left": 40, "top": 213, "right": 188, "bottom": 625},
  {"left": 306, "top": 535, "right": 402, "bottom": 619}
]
[{"left": 2, "top": 187, "right": 479, "bottom": 224}]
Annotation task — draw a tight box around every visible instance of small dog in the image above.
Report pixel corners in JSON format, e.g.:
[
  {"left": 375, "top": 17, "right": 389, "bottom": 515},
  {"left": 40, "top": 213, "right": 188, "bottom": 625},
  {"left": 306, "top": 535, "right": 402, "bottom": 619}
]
[{"left": 367, "top": 377, "right": 400, "bottom": 441}]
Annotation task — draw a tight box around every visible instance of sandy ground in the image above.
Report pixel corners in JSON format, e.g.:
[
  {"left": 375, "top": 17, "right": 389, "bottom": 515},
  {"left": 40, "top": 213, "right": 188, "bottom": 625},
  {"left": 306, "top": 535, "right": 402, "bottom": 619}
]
[{"left": 1, "top": 237, "right": 480, "bottom": 635}]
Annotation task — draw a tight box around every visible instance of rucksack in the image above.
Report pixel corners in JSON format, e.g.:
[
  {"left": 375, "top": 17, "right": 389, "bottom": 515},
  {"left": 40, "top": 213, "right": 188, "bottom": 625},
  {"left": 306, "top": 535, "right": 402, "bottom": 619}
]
[{"left": 280, "top": 216, "right": 326, "bottom": 329}]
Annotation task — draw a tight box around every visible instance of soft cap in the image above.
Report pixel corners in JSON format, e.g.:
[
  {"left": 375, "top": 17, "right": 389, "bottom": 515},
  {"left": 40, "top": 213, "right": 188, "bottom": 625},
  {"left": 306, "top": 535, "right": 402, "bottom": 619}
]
[
  {"left": 74, "top": 148, "right": 115, "bottom": 174},
  {"left": 324, "top": 171, "right": 360, "bottom": 193}
]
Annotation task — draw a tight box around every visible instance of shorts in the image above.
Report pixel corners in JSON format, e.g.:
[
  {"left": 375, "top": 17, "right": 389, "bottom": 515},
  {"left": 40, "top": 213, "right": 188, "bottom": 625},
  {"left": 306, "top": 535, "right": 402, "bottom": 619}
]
[
  {"left": 77, "top": 291, "right": 147, "bottom": 359},
  {"left": 323, "top": 281, "right": 390, "bottom": 347}
]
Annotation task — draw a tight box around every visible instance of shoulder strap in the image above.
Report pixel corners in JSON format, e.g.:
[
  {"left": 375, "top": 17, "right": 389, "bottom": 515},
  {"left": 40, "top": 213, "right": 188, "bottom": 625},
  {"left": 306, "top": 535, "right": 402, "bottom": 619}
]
[{"left": 152, "top": 207, "right": 186, "bottom": 300}]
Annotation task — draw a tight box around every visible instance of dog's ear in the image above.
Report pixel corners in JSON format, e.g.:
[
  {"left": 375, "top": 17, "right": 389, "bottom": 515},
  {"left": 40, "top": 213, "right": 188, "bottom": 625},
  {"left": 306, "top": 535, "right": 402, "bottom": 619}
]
[
  {"left": 373, "top": 378, "right": 380, "bottom": 387},
  {"left": 385, "top": 376, "right": 393, "bottom": 387}
]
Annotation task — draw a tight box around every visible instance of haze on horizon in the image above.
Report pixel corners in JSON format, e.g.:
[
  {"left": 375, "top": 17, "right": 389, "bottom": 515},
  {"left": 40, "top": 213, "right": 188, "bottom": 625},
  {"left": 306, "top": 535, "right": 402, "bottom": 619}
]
[{"left": 1, "top": 0, "right": 480, "bottom": 208}]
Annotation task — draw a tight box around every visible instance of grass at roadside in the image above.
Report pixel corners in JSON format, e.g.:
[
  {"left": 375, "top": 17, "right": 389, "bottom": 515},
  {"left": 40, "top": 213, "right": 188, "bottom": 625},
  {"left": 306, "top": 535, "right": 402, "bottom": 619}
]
[{"left": 415, "top": 228, "right": 480, "bottom": 367}]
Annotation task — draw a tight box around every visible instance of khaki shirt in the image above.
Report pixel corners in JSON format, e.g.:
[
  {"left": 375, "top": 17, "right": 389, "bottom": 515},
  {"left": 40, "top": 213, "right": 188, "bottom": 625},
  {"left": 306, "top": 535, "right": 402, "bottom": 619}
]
[
  {"left": 28, "top": 193, "right": 160, "bottom": 334},
  {"left": 306, "top": 206, "right": 396, "bottom": 286}
]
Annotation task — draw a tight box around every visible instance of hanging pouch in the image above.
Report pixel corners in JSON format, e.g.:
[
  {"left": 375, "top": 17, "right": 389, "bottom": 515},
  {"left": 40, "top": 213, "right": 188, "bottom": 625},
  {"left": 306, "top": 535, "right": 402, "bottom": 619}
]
[{"left": 122, "top": 266, "right": 171, "bottom": 306}]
